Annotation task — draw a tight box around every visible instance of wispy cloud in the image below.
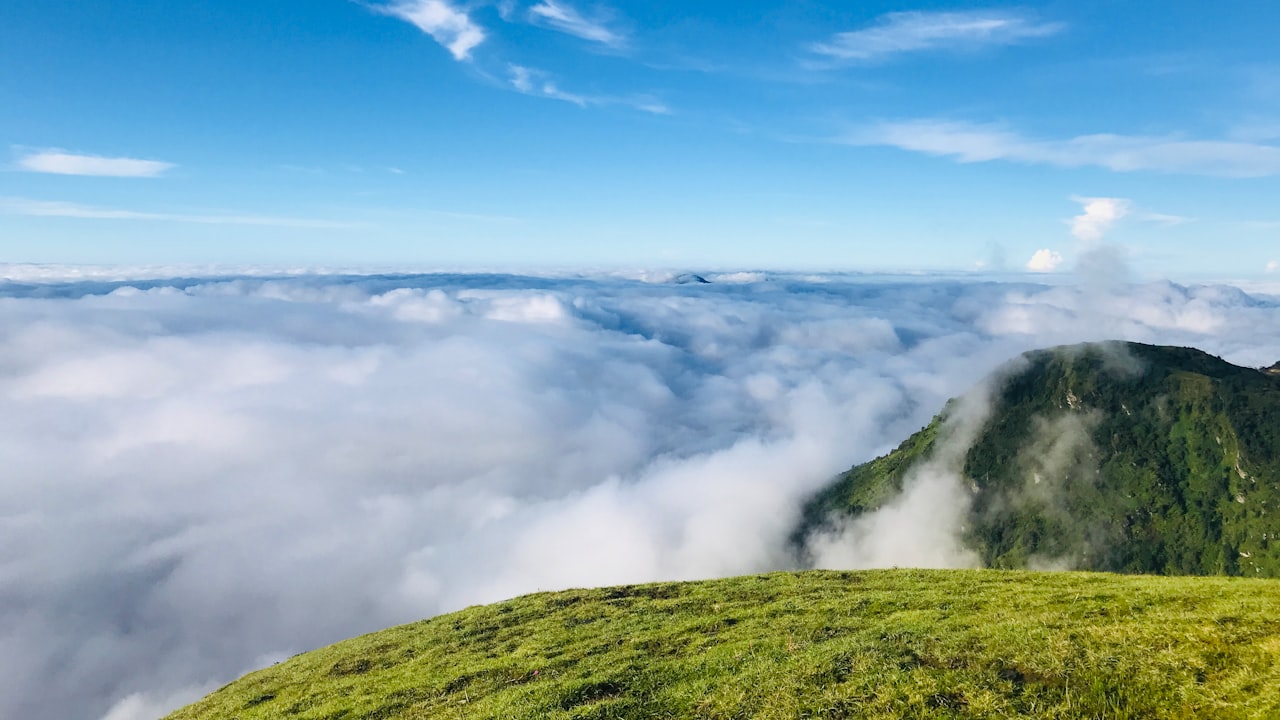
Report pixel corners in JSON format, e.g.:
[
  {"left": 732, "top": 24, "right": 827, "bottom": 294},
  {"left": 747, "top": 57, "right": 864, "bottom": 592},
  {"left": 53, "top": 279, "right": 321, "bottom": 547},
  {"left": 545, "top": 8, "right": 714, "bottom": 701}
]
[
  {"left": 1135, "top": 210, "right": 1192, "bottom": 226},
  {"left": 507, "top": 64, "right": 669, "bottom": 114},
  {"left": 1229, "top": 117, "right": 1280, "bottom": 143},
  {"left": 810, "top": 10, "right": 1063, "bottom": 64},
  {"left": 0, "top": 197, "right": 360, "bottom": 229},
  {"left": 374, "top": 0, "right": 485, "bottom": 61},
  {"left": 15, "top": 149, "right": 174, "bottom": 178},
  {"left": 528, "top": 1, "right": 624, "bottom": 47},
  {"left": 510, "top": 64, "right": 588, "bottom": 106},
  {"left": 849, "top": 119, "right": 1280, "bottom": 177},
  {"left": 422, "top": 207, "right": 522, "bottom": 223}
]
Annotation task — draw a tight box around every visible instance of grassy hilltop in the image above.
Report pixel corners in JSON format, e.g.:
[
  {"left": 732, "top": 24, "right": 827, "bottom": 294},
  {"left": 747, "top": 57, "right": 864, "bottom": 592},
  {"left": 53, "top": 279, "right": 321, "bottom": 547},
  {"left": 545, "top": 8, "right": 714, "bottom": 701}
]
[
  {"left": 802, "top": 342, "right": 1280, "bottom": 576},
  {"left": 166, "top": 569, "right": 1280, "bottom": 720}
]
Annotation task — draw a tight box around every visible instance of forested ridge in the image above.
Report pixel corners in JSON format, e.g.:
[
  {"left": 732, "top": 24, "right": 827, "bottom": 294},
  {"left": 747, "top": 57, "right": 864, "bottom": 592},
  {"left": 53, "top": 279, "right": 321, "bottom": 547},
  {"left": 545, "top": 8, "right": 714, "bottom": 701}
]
[{"left": 802, "top": 342, "right": 1280, "bottom": 576}]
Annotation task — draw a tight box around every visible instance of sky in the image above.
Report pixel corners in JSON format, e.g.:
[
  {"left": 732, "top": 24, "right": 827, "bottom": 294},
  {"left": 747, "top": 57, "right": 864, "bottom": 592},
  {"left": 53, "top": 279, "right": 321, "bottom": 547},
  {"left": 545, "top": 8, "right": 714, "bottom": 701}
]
[
  {"left": 1, "top": 269, "right": 1278, "bottom": 720},
  {"left": 2, "top": 1, "right": 1280, "bottom": 275}
]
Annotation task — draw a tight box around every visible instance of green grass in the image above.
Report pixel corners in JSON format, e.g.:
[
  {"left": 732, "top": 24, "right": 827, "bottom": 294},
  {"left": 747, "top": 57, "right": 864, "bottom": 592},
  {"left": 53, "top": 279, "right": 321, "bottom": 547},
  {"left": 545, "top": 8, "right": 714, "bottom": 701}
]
[{"left": 166, "top": 569, "right": 1280, "bottom": 720}]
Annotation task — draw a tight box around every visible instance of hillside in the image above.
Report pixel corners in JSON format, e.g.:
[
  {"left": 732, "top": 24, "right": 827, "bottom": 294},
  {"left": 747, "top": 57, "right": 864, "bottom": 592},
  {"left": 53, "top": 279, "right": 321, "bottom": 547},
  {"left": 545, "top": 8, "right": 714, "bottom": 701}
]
[
  {"left": 165, "top": 569, "right": 1280, "bottom": 720},
  {"left": 800, "top": 342, "right": 1280, "bottom": 576}
]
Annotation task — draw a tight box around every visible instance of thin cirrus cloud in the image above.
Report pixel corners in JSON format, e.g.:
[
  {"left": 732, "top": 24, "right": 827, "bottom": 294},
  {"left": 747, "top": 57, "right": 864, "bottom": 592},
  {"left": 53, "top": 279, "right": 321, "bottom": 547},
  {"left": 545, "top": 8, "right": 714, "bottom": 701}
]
[
  {"left": 15, "top": 149, "right": 174, "bottom": 178},
  {"left": 810, "top": 9, "right": 1064, "bottom": 64},
  {"left": 373, "top": 0, "right": 485, "bottom": 61},
  {"left": 373, "top": 0, "right": 659, "bottom": 113},
  {"left": 0, "top": 197, "right": 361, "bottom": 229},
  {"left": 849, "top": 119, "right": 1280, "bottom": 178},
  {"left": 528, "top": 0, "right": 625, "bottom": 47},
  {"left": 508, "top": 64, "right": 670, "bottom": 114},
  {"left": 509, "top": 64, "right": 588, "bottom": 106}
]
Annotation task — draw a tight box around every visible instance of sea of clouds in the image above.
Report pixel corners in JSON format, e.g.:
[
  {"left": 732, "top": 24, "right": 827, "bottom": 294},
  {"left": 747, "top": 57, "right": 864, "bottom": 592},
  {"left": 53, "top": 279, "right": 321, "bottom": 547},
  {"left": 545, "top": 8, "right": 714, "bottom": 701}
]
[{"left": 1, "top": 267, "right": 1278, "bottom": 720}]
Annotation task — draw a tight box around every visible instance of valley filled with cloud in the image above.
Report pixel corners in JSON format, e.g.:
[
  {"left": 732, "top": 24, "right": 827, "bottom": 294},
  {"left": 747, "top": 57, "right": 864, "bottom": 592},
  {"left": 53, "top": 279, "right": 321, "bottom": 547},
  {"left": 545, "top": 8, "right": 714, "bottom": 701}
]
[{"left": 1, "top": 269, "right": 1278, "bottom": 719}]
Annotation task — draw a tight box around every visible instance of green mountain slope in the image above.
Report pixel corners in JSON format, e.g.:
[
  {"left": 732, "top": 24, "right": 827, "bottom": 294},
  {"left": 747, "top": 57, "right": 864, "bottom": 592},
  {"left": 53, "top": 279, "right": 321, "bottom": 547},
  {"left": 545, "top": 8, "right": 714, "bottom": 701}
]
[
  {"left": 165, "top": 570, "right": 1280, "bottom": 720},
  {"left": 801, "top": 342, "right": 1280, "bottom": 576}
]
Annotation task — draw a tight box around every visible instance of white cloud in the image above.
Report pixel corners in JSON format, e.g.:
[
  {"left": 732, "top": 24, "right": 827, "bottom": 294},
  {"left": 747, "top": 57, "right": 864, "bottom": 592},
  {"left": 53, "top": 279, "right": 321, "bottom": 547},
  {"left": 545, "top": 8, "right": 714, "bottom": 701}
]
[
  {"left": 15, "top": 149, "right": 174, "bottom": 177},
  {"left": 529, "top": 0, "right": 624, "bottom": 47},
  {"left": 509, "top": 64, "right": 587, "bottom": 106},
  {"left": 851, "top": 119, "right": 1280, "bottom": 177},
  {"left": 1229, "top": 117, "right": 1280, "bottom": 143},
  {"left": 1026, "top": 248, "right": 1064, "bottom": 272},
  {"left": 98, "top": 686, "right": 214, "bottom": 720},
  {"left": 1070, "top": 196, "right": 1131, "bottom": 242},
  {"left": 810, "top": 10, "right": 1063, "bottom": 64},
  {"left": 809, "top": 377, "right": 998, "bottom": 570},
  {"left": 0, "top": 197, "right": 360, "bottom": 229},
  {"left": 507, "top": 64, "right": 670, "bottom": 114},
  {"left": 1267, "top": 260, "right": 1279, "bottom": 274},
  {"left": 375, "top": 0, "right": 485, "bottom": 61},
  {"left": 1136, "top": 210, "right": 1192, "bottom": 226},
  {"left": 3, "top": 272, "right": 1279, "bottom": 720}
]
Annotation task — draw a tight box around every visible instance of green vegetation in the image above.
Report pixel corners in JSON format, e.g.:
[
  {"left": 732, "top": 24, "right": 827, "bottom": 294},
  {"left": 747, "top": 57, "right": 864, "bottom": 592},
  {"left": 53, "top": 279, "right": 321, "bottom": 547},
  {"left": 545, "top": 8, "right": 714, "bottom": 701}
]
[
  {"left": 166, "top": 569, "right": 1280, "bottom": 720},
  {"left": 803, "top": 342, "right": 1280, "bottom": 577}
]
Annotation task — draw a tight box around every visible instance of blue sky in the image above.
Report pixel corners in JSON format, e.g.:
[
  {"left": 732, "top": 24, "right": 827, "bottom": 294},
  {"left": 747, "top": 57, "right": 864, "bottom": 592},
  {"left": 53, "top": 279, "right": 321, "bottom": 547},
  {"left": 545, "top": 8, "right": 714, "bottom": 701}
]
[{"left": 2, "top": 1, "right": 1279, "bottom": 275}]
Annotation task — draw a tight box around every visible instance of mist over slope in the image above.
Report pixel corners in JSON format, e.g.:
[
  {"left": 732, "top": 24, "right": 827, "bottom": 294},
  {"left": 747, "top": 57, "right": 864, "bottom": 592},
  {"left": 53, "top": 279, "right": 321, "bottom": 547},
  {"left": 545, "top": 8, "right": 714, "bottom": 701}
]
[
  {"left": 1, "top": 270, "right": 1279, "bottom": 719},
  {"left": 802, "top": 342, "right": 1280, "bottom": 575}
]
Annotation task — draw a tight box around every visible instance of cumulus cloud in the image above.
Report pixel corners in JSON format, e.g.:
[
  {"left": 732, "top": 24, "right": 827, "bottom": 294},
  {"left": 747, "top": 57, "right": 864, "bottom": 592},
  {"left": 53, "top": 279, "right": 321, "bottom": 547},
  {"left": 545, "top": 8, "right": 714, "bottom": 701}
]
[
  {"left": 1026, "top": 248, "right": 1064, "bottom": 272},
  {"left": 1, "top": 272, "right": 1278, "bottom": 720},
  {"left": 809, "top": 10, "right": 1063, "bottom": 64},
  {"left": 1268, "top": 260, "right": 1279, "bottom": 274},
  {"left": 849, "top": 119, "right": 1280, "bottom": 177},
  {"left": 528, "top": 0, "right": 624, "bottom": 47},
  {"left": 1070, "top": 196, "right": 1131, "bottom": 242},
  {"left": 375, "top": 0, "right": 485, "bottom": 61},
  {"left": 15, "top": 149, "right": 174, "bottom": 177}
]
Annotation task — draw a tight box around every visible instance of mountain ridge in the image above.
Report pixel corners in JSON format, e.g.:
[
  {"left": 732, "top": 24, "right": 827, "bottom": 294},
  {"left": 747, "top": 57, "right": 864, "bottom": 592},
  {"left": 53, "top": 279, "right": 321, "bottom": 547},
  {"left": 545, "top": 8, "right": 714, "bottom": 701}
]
[{"left": 800, "top": 341, "right": 1280, "bottom": 577}]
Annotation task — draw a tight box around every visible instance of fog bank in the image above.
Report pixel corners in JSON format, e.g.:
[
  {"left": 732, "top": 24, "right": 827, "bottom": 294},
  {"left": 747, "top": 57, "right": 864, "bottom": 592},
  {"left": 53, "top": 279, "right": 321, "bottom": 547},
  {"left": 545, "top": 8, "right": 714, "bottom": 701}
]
[{"left": 0, "top": 272, "right": 1276, "bottom": 719}]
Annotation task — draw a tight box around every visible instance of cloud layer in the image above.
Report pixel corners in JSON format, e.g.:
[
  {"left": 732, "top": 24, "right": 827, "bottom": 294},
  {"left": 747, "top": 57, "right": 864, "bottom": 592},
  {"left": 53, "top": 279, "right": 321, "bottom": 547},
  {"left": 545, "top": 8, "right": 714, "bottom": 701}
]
[{"left": 1, "top": 272, "right": 1278, "bottom": 720}]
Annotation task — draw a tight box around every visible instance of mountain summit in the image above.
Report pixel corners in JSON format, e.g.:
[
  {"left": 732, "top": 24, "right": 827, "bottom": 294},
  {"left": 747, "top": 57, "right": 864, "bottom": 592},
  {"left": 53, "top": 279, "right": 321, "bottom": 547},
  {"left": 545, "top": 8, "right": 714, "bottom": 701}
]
[{"left": 800, "top": 342, "right": 1280, "bottom": 577}]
